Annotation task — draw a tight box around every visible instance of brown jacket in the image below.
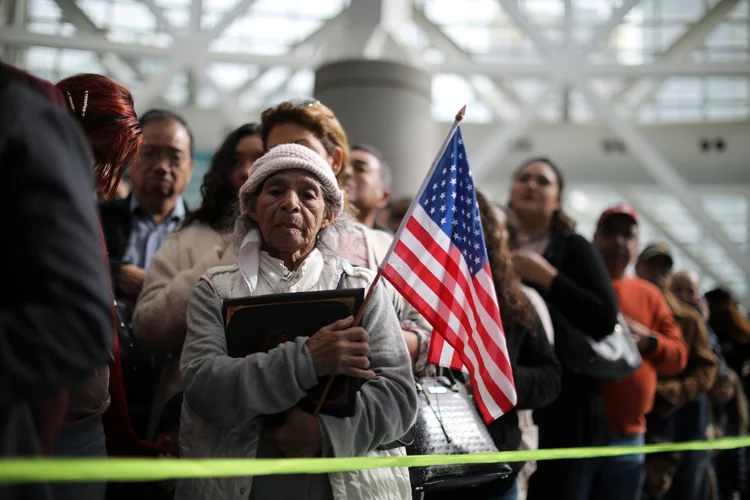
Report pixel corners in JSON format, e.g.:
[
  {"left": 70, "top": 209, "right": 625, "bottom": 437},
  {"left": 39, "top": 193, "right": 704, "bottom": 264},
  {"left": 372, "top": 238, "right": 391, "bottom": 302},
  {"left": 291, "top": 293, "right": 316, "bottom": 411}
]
[{"left": 655, "top": 293, "right": 718, "bottom": 414}]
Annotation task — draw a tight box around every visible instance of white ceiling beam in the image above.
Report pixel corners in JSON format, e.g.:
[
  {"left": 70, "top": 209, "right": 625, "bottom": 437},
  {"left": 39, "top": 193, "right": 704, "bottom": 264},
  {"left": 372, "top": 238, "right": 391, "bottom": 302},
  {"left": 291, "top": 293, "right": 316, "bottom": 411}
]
[
  {"left": 52, "top": 0, "right": 145, "bottom": 85},
  {"left": 135, "top": 0, "right": 258, "bottom": 111},
  {"left": 54, "top": 0, "right": 104, "bottom": 34},
  {"left": 578, "top": 82, "right": 750, "bottom": 280},
  {"left": 617, "top": 0, "right": 741, "bottom": 112},
  {"left": 473, "top": 80, "right": 561, "bottom": 177},
  {"left": 495, "top": 0, "right": 750, "bottom": 282},
  {"left": 3, "top": 30, "right": 749, "bottom": 78},
  {"left": 412, "top": 5, "right": 522, "bottom": 116},
  {"left": 580, "top": 0, "right": 641, "bottom": 55},
  {"left": 194, "top": 70, "right": 246, "bottom": 128},
  {"left": 231, "top": 9, "right": 346, "bottom": 102},
  {"left": 614, "top": 188, "right": 731, "bottom": 289},
  {"left": 140, "top": 0, "right": 178, "bottom": 37}
]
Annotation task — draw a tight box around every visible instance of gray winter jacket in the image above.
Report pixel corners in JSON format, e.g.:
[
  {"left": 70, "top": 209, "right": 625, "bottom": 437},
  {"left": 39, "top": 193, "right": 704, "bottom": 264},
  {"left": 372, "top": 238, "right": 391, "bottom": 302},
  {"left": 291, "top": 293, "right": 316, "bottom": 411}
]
[{"left": 176, "top": 257, "right": 417, "bottom": 500}]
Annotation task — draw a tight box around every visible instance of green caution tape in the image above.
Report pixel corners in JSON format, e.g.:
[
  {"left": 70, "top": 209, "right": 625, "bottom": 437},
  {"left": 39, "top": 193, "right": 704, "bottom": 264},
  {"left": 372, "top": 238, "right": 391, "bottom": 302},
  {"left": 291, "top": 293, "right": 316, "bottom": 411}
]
[{"left": 1, "top": 436, "right": 749, "bottom": 483}]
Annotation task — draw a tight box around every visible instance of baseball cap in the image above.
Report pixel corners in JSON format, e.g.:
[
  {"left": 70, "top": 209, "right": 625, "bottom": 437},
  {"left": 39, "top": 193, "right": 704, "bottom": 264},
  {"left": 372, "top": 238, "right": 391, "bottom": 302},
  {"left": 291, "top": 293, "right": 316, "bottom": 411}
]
[
  {"left": 597, "top": 203, "right": 638, "bottom": 228},
  {"left": 637, "top": 242, "right": 674, "bottom": 268}
]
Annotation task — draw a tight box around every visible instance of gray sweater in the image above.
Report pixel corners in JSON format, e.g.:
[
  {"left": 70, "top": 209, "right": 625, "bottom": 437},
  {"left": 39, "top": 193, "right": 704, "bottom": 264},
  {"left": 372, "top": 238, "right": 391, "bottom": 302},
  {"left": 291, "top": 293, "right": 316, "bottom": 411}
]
[{"left": 176, "top": 259, "right": 417, "bottom": 500}]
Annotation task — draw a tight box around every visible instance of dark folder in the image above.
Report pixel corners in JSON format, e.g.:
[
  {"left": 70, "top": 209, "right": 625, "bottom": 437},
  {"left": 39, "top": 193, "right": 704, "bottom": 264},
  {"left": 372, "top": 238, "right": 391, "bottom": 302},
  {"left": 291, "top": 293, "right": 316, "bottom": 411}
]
[{"left": 222, "top": 288, "right": 365, "bottom": 419}]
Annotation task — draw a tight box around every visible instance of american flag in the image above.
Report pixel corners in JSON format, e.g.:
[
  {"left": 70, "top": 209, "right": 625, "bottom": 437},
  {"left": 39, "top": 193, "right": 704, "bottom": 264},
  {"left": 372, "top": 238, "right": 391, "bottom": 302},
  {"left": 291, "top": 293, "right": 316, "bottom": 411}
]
[{"left": 380, "top": 126, "right": 517, "bottom": 423}]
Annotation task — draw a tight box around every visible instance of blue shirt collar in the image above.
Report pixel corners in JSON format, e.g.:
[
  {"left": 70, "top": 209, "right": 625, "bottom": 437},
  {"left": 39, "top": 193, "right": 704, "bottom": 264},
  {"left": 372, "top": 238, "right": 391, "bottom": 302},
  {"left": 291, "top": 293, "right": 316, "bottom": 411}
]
[{"left": 129, "top": 194, "right": 186, "bottom": 222}]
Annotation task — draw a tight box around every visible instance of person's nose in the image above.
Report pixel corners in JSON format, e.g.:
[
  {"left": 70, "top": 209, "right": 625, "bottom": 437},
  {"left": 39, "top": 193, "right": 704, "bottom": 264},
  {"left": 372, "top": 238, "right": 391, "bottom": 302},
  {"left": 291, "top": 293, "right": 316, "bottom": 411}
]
[
  {"left": 152, "top": 158, "right": 169, "bottom": 176},
  {"left": 279, "top": 190, "right": 301, "bottom": 212}
]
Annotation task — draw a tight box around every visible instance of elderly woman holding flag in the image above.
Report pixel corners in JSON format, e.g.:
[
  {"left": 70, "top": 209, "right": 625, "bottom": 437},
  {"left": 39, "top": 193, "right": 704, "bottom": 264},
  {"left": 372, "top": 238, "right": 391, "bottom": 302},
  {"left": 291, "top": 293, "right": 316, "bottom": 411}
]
[{"left": 177, "top": 144, "right": 417, "bottom": 500}]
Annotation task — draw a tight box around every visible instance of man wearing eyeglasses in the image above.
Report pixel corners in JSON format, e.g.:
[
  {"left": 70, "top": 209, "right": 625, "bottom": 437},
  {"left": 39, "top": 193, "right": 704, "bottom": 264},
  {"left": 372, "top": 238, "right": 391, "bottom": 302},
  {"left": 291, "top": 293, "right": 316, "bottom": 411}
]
[{"left": 98, "top": 108, "right": 194, "bottom": 437}]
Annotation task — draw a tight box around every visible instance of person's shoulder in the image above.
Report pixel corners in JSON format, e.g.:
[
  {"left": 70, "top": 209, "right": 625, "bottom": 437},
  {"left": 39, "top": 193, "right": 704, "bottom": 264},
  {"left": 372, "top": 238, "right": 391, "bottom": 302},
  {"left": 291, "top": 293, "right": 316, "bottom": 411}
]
[
  {"left": 98, "top": 195, "right": 130, "bottom": 218},
  {"left": 339, "top": 258, "right": 377, "bottom": 286},
  {"left": 203, "top": 263, "right": 240, "bottom": 281},
  {"left": 621, "top": 275, "right": 662, "bottom": 296},
  {"left": 358, "top": 223, "right": 395, "bottom": 245},
  {"left": 0, "top": 76, "right": 71, "bottom": 140},
  {"left": 559, "top": 231, "right": 593, "bottom": 249}
]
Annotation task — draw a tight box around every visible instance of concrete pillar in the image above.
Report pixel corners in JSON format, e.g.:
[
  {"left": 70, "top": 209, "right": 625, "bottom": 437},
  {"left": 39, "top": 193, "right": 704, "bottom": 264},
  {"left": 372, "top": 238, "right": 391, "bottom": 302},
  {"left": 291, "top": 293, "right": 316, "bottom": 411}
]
[{"left": 314, "top": 58, "right": 436, "bottom": 199}]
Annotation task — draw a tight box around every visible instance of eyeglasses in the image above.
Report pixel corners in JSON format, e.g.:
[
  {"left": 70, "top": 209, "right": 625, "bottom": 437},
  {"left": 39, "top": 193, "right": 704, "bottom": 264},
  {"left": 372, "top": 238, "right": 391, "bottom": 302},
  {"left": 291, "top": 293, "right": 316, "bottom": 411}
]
[{"left": 287, "top": 97, "right": 320, "bottom": 108}]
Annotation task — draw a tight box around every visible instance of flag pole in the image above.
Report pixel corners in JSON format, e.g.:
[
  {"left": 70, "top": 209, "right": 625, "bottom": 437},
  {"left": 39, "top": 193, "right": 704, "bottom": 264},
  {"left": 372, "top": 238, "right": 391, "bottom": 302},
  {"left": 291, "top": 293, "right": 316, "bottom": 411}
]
[
  {"left": 376, "top": 105, "right": 466, "bottom": 272},
  {"left": 313, "top": 106, "right": 466, "bottom": 417}
]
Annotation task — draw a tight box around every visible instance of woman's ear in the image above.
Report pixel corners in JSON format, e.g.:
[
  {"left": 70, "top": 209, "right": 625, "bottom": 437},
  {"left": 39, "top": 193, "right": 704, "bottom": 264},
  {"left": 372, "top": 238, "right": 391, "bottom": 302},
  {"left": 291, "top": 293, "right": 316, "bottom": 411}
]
[
  {"left": 330, "top": 147, "right": 344, "bottom": 176},
  {"left": 320, "top": 209, "right": 335, "bottom": 229}
]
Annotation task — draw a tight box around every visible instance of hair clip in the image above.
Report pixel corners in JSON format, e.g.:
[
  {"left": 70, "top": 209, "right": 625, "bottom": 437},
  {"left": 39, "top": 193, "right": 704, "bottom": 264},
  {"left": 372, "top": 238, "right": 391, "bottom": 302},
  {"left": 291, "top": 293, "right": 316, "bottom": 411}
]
[
  {"left": 66, "top": 91, "right": 75, "bottom": 113},
  {"left": 81, "top": 91, "right": 89, "bottom": 117}
]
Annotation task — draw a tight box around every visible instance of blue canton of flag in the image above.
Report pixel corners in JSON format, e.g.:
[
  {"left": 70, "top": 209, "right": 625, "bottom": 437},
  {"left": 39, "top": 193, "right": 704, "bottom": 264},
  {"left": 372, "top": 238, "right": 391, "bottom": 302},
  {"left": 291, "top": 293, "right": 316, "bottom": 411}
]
[{"left": 417, "top": 127, "right": 488, "bottom": 277}]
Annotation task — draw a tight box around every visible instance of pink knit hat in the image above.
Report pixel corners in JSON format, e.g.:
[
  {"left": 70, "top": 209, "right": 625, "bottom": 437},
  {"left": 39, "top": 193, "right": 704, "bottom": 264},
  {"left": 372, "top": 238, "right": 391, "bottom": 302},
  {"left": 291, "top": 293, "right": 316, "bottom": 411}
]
[{"left": 238, "top": 143, "right": 344, "bottom": 217}]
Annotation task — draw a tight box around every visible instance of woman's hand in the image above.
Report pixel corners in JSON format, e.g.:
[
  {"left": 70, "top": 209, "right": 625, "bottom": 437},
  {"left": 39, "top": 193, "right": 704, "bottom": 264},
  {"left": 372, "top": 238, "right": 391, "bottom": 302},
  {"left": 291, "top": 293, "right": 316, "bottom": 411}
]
[
  {"left": 510, "top": 250, "right": 558, "bottom": 290},
  {"left": 270, "top": 408, "right": 322, "bottom": 458},
  {"left": 306, "top": 316, "right": 376, "bottom": 379}
]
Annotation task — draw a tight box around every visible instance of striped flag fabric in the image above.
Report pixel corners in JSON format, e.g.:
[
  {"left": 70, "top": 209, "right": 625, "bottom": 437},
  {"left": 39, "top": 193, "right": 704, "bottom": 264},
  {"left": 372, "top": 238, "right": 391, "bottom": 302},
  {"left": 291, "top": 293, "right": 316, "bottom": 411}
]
[{"left": 380, "top": 126, "right": 517, "bottom": 423}]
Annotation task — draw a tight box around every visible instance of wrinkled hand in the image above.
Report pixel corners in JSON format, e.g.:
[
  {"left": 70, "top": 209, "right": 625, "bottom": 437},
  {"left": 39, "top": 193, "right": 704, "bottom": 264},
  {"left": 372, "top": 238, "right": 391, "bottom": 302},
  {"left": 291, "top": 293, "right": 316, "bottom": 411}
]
[
  {"left": 623, "top": 315, "right": 654, "bottom": 351},
  {"left": 510, "top": 250, "right": 558, "bottom": 290},
  {"left": 270, "top": 408, "right": 322, "bottom": 458},
  {"left": 117, "top": 264, "right": 147, "bottom": 298},
  {"left": 306, "top": 316, "right": 376, "bottom": 379}
]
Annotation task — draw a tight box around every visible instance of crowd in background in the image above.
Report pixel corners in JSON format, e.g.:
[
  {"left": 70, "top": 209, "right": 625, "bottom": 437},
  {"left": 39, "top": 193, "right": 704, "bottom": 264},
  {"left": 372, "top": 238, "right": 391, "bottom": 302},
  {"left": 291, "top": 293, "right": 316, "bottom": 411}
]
[{"left": 3, "top": 63, "right": 750, "bottom": 500}]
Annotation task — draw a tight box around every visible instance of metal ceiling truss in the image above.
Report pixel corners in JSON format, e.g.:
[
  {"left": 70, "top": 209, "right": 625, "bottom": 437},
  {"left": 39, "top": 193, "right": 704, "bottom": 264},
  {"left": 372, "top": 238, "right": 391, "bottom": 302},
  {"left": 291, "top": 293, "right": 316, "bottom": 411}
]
[{"left": 1, "top": 0, "right": 747, "bottom": 295}]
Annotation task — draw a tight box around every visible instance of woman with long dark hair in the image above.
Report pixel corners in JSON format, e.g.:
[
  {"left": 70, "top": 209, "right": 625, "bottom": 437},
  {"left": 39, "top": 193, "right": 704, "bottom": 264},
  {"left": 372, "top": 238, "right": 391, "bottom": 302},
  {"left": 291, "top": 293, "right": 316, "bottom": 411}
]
[
  {"left": 431, "top": 191, "right": 560, "bottom": 500},
  {"left": 133, "top": 123, "right": 264, "bottom": 447},
  {"left": 506, "top": 158, "right": 619, "bottom": 500}
]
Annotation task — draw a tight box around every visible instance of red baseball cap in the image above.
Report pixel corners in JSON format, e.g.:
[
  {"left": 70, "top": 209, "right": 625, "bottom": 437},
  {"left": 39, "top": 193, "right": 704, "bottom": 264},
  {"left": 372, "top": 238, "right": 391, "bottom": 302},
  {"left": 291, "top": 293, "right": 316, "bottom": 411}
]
[{"left": 597, "top": 203, "right": 638, "bottom": 228}]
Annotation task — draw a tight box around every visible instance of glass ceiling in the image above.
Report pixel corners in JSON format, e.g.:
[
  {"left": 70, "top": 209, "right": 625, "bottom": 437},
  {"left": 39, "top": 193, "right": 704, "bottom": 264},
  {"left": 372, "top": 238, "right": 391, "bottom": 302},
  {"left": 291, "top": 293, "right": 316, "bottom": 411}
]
[
  {"left": 13, "top": 0, "right": 750, "bottom": 124},
  {"left": 6, "top": 0, "right": 749, "bottom": 302}
]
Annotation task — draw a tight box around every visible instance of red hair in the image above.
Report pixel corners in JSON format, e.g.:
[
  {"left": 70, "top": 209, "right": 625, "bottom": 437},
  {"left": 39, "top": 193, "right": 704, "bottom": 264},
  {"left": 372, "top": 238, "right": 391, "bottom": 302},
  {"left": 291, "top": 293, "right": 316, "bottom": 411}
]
[{"left": 55, "top": 73, "right": 142, "bottom": 199}]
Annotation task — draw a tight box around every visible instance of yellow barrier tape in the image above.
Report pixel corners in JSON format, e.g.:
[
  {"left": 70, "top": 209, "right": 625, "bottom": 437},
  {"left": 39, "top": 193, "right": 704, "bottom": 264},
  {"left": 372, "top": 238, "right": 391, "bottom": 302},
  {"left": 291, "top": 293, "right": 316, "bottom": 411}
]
[{"left": 1, "top": 436, "right": 749, "bottom": 483}]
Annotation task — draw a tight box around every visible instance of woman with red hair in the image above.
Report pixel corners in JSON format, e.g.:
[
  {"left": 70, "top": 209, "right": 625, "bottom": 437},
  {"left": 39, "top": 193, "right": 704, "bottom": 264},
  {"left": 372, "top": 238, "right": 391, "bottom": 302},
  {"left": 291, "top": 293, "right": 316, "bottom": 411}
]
[
  {"left": 52, "top": 74, "right": 165, "bottom": 500},
  {"left": 56, "top": 74, "right": 142, "bottom": 200}
]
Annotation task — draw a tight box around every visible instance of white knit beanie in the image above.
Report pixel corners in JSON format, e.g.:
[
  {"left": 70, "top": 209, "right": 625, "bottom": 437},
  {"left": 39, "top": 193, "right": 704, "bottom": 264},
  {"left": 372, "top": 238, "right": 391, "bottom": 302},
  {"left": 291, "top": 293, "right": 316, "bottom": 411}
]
[{"left": 238, "top": 143, "right": 344, "bottom": 217}]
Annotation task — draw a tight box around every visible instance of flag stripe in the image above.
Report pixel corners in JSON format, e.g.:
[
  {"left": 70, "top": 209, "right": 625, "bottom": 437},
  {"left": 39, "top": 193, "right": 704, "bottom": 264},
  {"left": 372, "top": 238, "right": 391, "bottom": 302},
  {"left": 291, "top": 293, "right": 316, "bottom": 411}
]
[
  {"left": 388, "top": 240, "right": 511, "bottom": 413},
  {"left": 405, "top": 210, "right": 514, "bottom": 383},
  {"left": 382, "top": 255, "right": 508, "bottom": 418},
  {"left": 380, "top": 126, "right": 517, "bottom": 422},
  {"left": 385, "top": 208, "right": 516, "bottom": 415}
]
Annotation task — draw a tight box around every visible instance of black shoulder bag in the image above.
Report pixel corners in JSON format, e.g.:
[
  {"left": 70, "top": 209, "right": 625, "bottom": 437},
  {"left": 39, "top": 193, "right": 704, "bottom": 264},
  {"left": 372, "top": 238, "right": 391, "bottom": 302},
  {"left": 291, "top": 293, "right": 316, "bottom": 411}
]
[{"left": 406, "top": 370, "right": 512, "bottom": 493}]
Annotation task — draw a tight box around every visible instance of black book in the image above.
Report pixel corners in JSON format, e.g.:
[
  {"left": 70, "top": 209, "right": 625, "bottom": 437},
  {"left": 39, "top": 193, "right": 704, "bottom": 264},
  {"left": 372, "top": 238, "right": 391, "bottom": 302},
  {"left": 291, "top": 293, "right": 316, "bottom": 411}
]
[{"left": 222, "top": 288, "right": 365, "bottom": 421}]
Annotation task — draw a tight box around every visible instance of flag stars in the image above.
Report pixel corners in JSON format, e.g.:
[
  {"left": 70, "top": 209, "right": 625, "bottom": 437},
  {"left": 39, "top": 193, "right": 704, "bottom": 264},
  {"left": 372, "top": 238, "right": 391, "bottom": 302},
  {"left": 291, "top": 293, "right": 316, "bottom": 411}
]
[
  {"left": 440, "top": 217, "right": 446, "bottom": 225},
  {"left": 430, "top": 207, "right": 436, "bottom": 215},
  {"left": 450, "top": 178, "right": 457, "bottom": 185},
  {"left": 474, "top": 257, "right": 481, "bottom": 265},
  {"left": 433, "top": 183, "right": 438, "bottom": 190},
  {"left": 450, "top": 165, "right": 457, "bottom": 172},
  {"left": 440, "top": 192, "right": 445, "bottom": 199},
  {"left": 440, "top": 205, "right": 446, "bottom": 212}
]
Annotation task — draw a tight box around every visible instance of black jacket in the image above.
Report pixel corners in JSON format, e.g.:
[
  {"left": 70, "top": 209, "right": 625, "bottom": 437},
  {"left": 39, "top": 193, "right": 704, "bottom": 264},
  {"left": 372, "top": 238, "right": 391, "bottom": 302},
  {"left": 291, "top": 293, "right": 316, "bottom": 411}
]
[
  {"left": 433, "top": 302, "right": 561, "bottom": 500},
  {"left": 0, "top": 66, "right": 113, "bottom": 500},
  {"left": 530, "top": 230, "right": 619, "bottom": 448},
  {"left": 0, "top": 69, "right": 113, "bottom": 409},
  {"left": 98, "top": 195, "right": 133, "bottom": 296},
  {"left": 487, "top": 309, "right": 561, "bottom": 455}
]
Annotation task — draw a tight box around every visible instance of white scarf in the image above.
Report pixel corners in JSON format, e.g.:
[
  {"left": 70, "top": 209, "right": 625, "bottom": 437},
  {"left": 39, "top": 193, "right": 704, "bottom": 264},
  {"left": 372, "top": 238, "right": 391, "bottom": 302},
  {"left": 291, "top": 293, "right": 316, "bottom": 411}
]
[{"left": 238, "top": 228, "right": 344, "bottom": 296}]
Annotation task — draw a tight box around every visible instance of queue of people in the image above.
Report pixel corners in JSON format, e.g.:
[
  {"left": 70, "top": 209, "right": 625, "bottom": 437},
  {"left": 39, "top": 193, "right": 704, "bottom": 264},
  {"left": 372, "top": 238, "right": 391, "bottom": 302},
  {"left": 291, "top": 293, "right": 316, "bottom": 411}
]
[{"left": 2, "top": 62, "right": 750, "bottom": 500}]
